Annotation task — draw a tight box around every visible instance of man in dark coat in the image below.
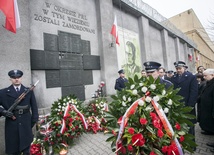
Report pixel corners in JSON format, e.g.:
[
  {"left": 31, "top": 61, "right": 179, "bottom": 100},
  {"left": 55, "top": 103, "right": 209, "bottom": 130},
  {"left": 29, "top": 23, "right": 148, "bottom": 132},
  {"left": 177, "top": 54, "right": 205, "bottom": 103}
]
[
  {"left": 0, "top": 70, "right": 39, "bottom": 155},
  {"left": 114, "top": 69, "right": 128, "bottom": 91},
  {"left": 170, "top": 61, "right": 198, "bottom": 142},
  {"left": 143, "top": 61, "right": 172, "bottom": 89}
]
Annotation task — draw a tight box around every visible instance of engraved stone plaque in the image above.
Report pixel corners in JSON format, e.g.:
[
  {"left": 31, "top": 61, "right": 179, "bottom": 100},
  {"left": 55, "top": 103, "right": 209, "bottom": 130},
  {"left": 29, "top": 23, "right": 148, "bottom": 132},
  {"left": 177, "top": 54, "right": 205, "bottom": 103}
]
[
  {"left": 58, "top": 31, "right": 70, "bottom": 52},
  {"left": 44, "top": 33, "right": 58, "bottom": 52},
  {"left": 45, "top": 51, "right": 60, "bottom": 69},
  {"left": 60, "top": 54, "right": 83, "bottom": 69},
  {"left": 82, "top": 70, "right": 93, "bottom": 85},
  {"left": 60, "top": 70, "right": 83, "bottom": 86},
  {"left": 83, "top": 55, "right": 101, "bottom": 70},
  {"left": 30, "top": 50, "right": 45, "bottom": 70},
  {"left": 70, "top": 33, "right": 81, "bottom": 53},
  {"left": 81, "top": 40, "right": 91, "bottom": 55},
  {"left": 45, "top": 70, "right": 61, "bottom": 88},
  {"left": 62, "top": 85, "right": 85, "bottom": 101}
]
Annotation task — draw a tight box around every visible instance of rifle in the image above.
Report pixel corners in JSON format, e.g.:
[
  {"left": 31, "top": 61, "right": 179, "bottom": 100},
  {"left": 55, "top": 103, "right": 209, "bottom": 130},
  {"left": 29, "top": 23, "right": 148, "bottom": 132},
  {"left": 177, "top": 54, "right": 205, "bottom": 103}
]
[{"left": 8, "top": 80, "right": 39, "bottom": 112}]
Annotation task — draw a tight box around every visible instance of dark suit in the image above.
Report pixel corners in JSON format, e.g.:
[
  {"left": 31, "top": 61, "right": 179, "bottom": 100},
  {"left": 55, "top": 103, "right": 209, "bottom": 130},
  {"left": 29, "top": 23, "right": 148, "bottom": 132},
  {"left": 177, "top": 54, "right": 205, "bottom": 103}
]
[
  {"left": 160, "top": 78, "right": 172, "bottom": 89},
  {"left": 114, "top": 77, "right": 128, "bottom": 91},
  {"left": 0, "top": 85, "right": 38, "bottom": 154}
]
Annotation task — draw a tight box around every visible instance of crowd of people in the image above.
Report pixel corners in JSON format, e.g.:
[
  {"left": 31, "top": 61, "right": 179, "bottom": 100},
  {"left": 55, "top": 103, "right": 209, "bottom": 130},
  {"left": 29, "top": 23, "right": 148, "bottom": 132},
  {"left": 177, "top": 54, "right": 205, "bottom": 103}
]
[{"left": 115, "top": 61, "right": 214, "bottom": 153}]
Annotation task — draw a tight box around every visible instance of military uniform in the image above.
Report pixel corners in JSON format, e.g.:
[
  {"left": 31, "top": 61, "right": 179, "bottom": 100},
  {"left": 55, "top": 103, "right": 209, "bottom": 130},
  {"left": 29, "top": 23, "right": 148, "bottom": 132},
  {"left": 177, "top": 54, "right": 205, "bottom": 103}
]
[
  {"left": 114, "top": 69, "right": 128, "bottom": 91},
  {"left": 0, "top": 70, "right": 38, "bottom": 154}
]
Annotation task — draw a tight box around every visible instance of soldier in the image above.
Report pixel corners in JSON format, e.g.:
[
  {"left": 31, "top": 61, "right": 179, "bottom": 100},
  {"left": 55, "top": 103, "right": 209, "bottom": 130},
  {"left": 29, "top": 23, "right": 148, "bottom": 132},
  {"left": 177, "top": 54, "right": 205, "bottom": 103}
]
[
  {"left": 143, "top": 61, "right": 172, "bottom": 89},
  {"left": 114, "top": 69, "right": 128, "bottom": 91},
  {"left": 170, "top": 61, "right": 198, "bottom": 150},
  {"left": 0, "top": 70, "right": 39, "bottom": 155}
]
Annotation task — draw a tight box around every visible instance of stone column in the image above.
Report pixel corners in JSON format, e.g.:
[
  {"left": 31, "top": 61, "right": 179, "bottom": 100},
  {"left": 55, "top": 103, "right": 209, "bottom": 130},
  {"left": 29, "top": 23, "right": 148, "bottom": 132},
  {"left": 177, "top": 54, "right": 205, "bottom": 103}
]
[
  {"left": 161, "top": 29, "right": 169, "bottom": 69},
  {"left": 174, "top": 37, "right": 181, "bottom": 60}
]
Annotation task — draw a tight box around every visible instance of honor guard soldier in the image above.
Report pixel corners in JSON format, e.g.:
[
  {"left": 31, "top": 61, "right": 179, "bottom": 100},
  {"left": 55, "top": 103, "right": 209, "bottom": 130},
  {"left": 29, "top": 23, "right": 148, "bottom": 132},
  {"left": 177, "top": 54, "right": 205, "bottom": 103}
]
[
  {"left": 0, "top": 69, "right": 39, "bottom": 155},
  {"left": 143, "top": 61, "right": 172, "bottom": 89},
  {"left": 114, "top": 69, "right": 128, "bottom": 91}
]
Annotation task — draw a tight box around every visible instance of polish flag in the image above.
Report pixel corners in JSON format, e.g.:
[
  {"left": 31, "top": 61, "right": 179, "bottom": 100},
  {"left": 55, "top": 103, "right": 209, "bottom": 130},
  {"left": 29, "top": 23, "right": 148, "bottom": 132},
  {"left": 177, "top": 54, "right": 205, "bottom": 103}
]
[
  {"left": 188, "top": 54, "right": 192, "bottom": 61},
  {"left": 0, "top": 0, "right": 21, "bottom": 33},
  {"left": 196, "top": 55, "right": 200, "bottom": 61},
  {"left": 111, "top": 15, "right": 119, "bottom": 45}
]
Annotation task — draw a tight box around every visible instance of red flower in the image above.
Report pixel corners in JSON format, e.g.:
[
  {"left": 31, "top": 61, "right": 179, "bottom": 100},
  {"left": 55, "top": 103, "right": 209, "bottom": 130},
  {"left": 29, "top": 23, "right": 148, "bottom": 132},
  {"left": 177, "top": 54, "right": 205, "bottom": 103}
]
[
  {"left": 118, "top": 142, "right": 126, "bottom": 154},
  {"left": 128, "top": 127, "right": 135, "bottom": 135},
  {"left": 127, "top": 144, "right": 133, "bottom": 151},
  {"left": 117, "top": 116, "right": 127, "bottom": 127},
  {"left": 175, "top": 122, "right": 181, "bottom": 130},
  {"left": 131, "top": 133, "right": 145, "bottom": 146},
  {"left": 140, "top": 118, "right": 148, "bottom": 125},
  {"left": 167, "top": 142, "right": 179, "bottom": 155},
  {"left": 157, "top": 129, "right": 164, "bottom": 138},
  {"left": 179, "top": 136, "right": 185, "bottom": 142},
  {"left": 112, "top": 130, "right": 117, "bottom": 136},
  {"left": 150, "top": 151, "right": 157, "bottom": 155},
  {"left": 161, "top": 146, "right": 168, "bottom": 153},
  {"left": 152, "top": 118, "right": 162, "bottom": 130}
]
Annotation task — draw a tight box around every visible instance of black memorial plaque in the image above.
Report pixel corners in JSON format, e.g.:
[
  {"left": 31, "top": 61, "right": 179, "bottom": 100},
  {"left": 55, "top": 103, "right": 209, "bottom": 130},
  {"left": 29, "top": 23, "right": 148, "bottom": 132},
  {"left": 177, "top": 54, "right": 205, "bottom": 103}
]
[
  {"left": 60, "top": 53, "right": 83, "bottom": 69},
  {"left": 58, "top": 31, "right": 70, "bottom": 52},
  {"left": 70, "top": 33, "right": 81, "bottom": 53},
  {"left": 45, "top": 70, "right": 61, "bottom": 88},
  {"left": 82, "top": 70, "right": 93, "bottom": 85},
  {"left": 83, "top": 55, "right": 101, "bottom": 70},
  {"left": 62, "top": 85, "right": 85, "bottom": 101},
  {"left": 44, "top": 33, "right": 58, "bottom": 52},
  {"left": 60, "top": 70, "right": 83, "bottom": 86},
  {"left": 45, "top": 51, "right": 59, "bottom": 69},
  {"left": 30, "top": 50, "right": 45, "bottom": 70},
  {"left": 81, "top": 40, "right": 91, "bottom": 55}
]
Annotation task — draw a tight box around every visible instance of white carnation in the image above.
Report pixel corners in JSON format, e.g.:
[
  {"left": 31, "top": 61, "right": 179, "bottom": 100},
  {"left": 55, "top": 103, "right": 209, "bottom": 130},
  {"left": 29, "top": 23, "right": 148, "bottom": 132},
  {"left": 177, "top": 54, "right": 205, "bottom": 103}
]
[
  {"left": 130, "top": 84, "right": 135, "bottom": 89},
  {"left": 145, "top": 96, "right": 152, "bottom": 102},
  {"left": 150, "top": 84, "right": 156, "bottom": 90},
  {"left": 167, "top": 99, "right": 173, "bottom": 105},
  {"left": 138, "top": 100, "right": 145, "bottom": 106},
  {"left": 141, "top": 86, "right": 148, "bottom": 93},
  {"left": 128, "top": 97, "right": 131, "bottom": 102},
  {"left": 132, "top": 89, "right": 138, "bottom": 95},
  {"left": 164, "top": 108, "right": 169, "bottom": 113},
  {"left": 162, "top": 90, "right": 166, "bottom": 95},
  {"left": 153, "top": 96, "right": 160, "bottom": 102},
  {"left": 145, "top": 105, "right": 153, "bottom": 111},
  {"left": 123, "top": 96, "right": 126, "bottom": 101},
  {"left": 139, "top": 83, "right": 143, "bottom": 86},
  {"left": 122, "top": 101, "right": 126, "bottom": 107}
]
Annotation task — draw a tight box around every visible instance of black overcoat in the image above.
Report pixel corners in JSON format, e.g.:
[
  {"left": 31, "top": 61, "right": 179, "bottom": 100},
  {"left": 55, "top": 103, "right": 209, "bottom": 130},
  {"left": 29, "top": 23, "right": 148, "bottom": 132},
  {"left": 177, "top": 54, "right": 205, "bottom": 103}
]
[
  {"left": 170, "top": 71, "right": 198, "bottom": 123},
  {"left": 198, "top": 78, "right": 214, "bottom": 133},
  {"left": 0, "top": 84, "right": 38, "bottom": 154},
  {"left": 114, "top": 77, "right": 128, "bottom": 91}
]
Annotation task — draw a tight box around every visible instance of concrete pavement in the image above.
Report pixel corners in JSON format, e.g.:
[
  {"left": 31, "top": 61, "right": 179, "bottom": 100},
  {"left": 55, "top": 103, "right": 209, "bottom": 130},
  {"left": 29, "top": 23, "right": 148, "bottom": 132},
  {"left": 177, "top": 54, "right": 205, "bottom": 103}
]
[{"left": 67, "top": 123, "right": 214, "bottom": 155}]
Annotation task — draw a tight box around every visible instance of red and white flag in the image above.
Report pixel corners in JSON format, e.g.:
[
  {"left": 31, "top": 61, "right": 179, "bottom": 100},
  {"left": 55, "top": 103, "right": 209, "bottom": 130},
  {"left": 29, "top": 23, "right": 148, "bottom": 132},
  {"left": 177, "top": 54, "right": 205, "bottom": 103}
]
[
  {"left": 196, "top": 55, "right": 200, "bottom": 61},
  {"left": 111, "top": 15, "right": 119, "bottom": 45},
  {"left": 0, "top": 0, "right": 21, "bottom": 33}
]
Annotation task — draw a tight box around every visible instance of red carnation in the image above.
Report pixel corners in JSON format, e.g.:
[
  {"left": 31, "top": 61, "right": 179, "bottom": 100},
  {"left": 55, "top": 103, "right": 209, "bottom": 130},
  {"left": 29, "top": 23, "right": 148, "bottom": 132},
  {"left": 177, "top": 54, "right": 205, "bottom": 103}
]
[
  {"left": 150, "top": 151, "right": 157, "bottom": 155},
  {"left": 175, "top": 122, "right": 181, "bottom": 130},
  {"left": 161, "top": 146, "right": 168, "bottom": 153},
  {"left": 179, "top": 135, "right": 185, "bottom": 142},
  {"left": 140, "top": 118, "right": 148, "bottom": 125},
  {"left": 157, "top": 129, "right": 164, "bottom": 138},
  {"left": 128, "top": 127, "right": 135, "bottom": 135},
  {"left": 127, "top": 144, "right": 133, "bottom": 151},
  {"left": 132, "top": 133, "right": 145, "bottom": 146}
]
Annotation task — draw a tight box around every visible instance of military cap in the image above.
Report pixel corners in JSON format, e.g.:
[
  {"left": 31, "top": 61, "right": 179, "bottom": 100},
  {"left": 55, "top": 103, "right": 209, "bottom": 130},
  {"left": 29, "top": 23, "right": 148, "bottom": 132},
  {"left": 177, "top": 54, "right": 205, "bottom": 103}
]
[
  {"left": 143, "top": 61, "right": 161, "bottom": 73},
  {"left": 8, "top": 69, "right": 23, "bottom": 78},
  {"left": 118, "top": 69, "right": 125, "bottom": 74},
  {"left": 174, "top": 61, "right": 186, "bottom": 67}
]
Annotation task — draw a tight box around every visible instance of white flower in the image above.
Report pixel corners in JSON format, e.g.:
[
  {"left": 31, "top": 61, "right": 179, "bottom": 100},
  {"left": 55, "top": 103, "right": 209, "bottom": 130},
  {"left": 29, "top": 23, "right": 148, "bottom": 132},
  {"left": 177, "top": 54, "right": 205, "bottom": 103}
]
[
  {"left": 145, "top": 105, "right": 153, "bottom": 111},
  {"left": 128, "top": 97, "right": 131, "bottom": 102},
  {"left": 58, "top": 109, "right": 61, "bottom": 111},
  {"left": 141, "top": 86, "right": 148, "bottom": 93},
  {"left": 132, "top": 89, "right": 138, "bottom": 95},
  {"left": 122, "top": 101, "right": 126, "bottom": 107},
  {"left": 153, "top": 96, "right": 160, "bottom": 102},
  {"left": 162, "top": 90, "right": 166, "bottom": 95},
  {"left": 150, "top": 84, "right": 156, "bottom": 90},
  {"left": 130, "top": 85, "right": 135, "bottom": 89},
  {"left": 164, "top": 108, "right": 169, "bottom": 113},
  {"left": 63, "top": 99, "right": 66, "bottom": 102},
  {"left": 123, "top": 96, "right": 126, "bottom": 101},
  {"left": 167, "top": 99, "right": 173, "bottom": 105},
  {"left": 139, "top": 83, "right": 143, "bottom": 86},
  {"left": 58, "top": 105, "right": 61, "bottom": 108},
  {"left": 138, "top": 100, "right": 145, "bottom": 106},
  {"left": 145, "top": 96, "right": 152, "bottom": 102}
]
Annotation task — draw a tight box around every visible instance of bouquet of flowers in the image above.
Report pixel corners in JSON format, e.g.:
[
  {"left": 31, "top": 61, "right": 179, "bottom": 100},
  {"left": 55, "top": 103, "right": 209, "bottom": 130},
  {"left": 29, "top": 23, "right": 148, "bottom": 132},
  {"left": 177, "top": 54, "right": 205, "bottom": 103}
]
[
  {"left": 30, "top": 138, "right": 42, "bottom": 155},
  {"left": 105, "top": 75, "right": 196, "bottom": 155}
]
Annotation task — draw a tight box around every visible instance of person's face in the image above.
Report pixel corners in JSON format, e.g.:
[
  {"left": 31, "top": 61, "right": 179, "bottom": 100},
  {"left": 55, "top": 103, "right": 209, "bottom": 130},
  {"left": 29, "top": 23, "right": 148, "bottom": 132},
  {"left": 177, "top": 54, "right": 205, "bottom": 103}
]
[
  {"left": 175, "top": 67, "right": 185, "bottom": 75},
  {"left": 158, "top": 69, "right": 165, "bottom": 78},
  {"left": 10, "top": 77, "right": 22, "bottom": 86},
  {"left": 126, "top": 46, "right": 133, "bottom": 64},
  {"left": 198, "top": 67, "right": 205, "bottom": 73},
  {"left": 146, "top": 70, "right": 159, "bottom": 79},
  {"left": 119, "top": 73, "right": 125, "bottom": 78},
  {"left": 203, "top": 72, "right": 214, "bottom": 81},
  {"left": 141, "top": 71, "right": 147, "bottom": 77}
]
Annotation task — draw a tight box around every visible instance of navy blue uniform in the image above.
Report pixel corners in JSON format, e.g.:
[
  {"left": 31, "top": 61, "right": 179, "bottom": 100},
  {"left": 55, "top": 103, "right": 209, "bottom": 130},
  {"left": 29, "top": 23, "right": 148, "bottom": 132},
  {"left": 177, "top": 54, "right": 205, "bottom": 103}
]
[
  {"left": 160, "top": 78, "right": 172, "bottom": 89},
  {"left": 0, "top": 85, "right": 38, "bottom": 154},
  {"left": 114, "top": 77, "right": 128, "bottom": 91}
]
